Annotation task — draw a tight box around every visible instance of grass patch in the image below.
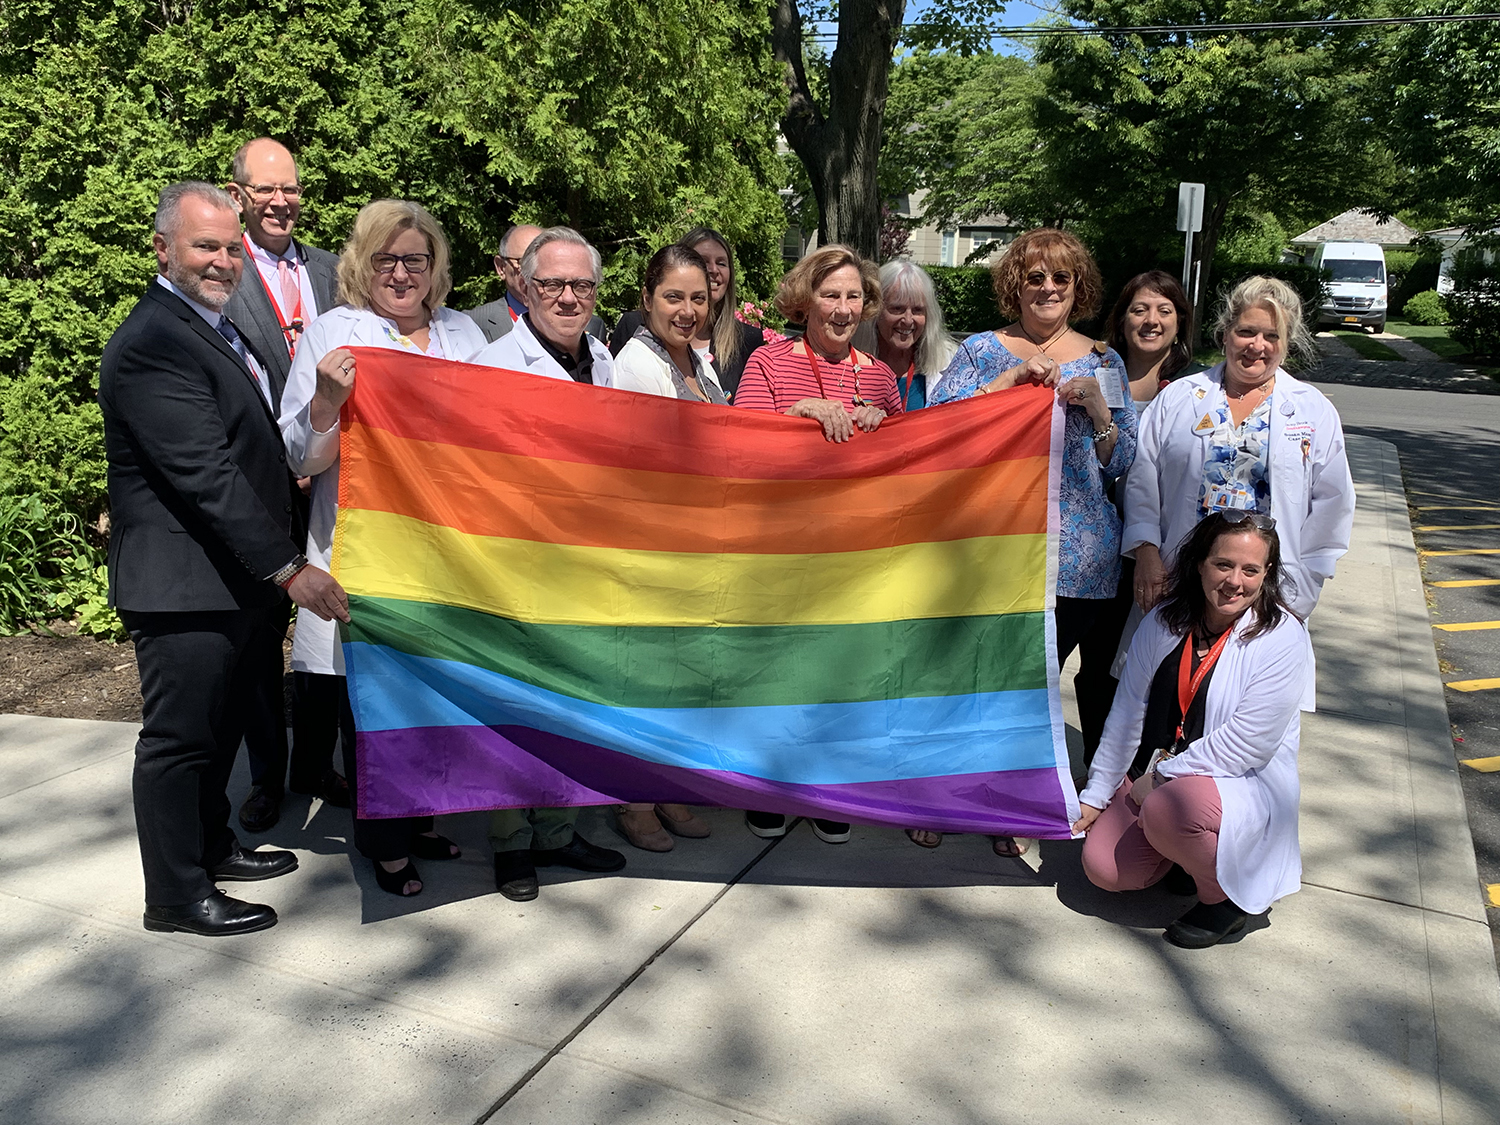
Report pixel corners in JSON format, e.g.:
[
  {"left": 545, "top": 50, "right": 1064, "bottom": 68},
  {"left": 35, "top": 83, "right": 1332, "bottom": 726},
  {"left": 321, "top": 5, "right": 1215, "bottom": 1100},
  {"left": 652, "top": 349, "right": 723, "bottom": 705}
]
[
  {"left": 1329, "top": 328, "right": 1405, "bottom": 361},
  {"left": 1192, "top": 348, "right": 1224, "bottom": 370},
  {"left": 1385, "top": 319, "right": 1469, "bottom": 360}
]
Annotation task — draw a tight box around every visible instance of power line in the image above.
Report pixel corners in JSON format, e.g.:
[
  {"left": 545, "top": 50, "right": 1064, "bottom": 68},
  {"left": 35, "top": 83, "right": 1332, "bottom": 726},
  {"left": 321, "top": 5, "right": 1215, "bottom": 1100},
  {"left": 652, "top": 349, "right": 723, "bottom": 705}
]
[{"left": 806, "top": 11, "right": 1500, "bottom": 41}]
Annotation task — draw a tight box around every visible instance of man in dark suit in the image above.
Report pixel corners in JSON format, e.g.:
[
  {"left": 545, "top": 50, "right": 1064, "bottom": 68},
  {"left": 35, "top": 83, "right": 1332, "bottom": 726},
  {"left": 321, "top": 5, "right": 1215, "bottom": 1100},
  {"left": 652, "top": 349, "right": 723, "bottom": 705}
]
[
  {"left": 223, "top": 138, "right": 346, "bottom": 832},
  {"left": 100, "top": 181, "right": 350, "bottom": 936},
  {"left": 467, "top": 223, "right": 606, "bottom": 343}
]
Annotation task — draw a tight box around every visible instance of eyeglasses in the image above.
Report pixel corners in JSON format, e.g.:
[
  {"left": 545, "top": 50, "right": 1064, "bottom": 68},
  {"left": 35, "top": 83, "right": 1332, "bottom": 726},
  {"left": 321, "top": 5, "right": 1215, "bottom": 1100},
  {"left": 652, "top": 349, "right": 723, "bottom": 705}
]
[
  {"left": 236, "top": 182, "right": 302, "bottom": 201},
  {"left": 1024, "top": 270, "right": 1074, "bottom": 289},
  {"left": 532, "top": 277, "right": 598, "bottom": 299},
  {"left": 371, "top": 252, "right": 433, "bottom": 275},
  {"left": 1217, "top": 510, "right": 1277, "bottom": 530}
]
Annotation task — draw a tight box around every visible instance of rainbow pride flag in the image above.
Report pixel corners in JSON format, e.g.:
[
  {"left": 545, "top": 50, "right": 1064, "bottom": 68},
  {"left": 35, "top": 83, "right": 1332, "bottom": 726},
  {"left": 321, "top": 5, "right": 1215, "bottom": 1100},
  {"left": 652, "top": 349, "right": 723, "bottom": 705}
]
[{"left": 333, "top": 350, "right": 1078, "bottom": 837}]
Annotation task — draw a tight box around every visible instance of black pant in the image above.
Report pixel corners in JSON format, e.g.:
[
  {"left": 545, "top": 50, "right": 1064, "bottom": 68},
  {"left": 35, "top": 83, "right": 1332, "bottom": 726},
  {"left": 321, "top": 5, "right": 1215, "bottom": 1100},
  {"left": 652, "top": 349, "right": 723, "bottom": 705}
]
[
  {"left": 1055, "top": 588, "right": 1131, "bottom": 770},
  {"left": 335, "top": 678, "right": 432, "bottom": 862},
  {"left": 244, "top": 602, "right": 293, "bottom": 793},
  {"left": 288, "top": 670, "right": 342, "bottom": 792},
  {"left": 123, "top": 607, "right": 274, "bottom": 907}
]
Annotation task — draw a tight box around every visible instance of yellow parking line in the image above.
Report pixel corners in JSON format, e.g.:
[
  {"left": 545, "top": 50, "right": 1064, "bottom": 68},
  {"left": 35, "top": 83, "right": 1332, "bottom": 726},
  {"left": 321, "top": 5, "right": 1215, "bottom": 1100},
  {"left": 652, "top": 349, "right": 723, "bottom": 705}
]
[
  {"left": 1421, "top": 548, "right": 1500, "bottom": 557},
  {"left": 1435, "top": 621, "right": 1500, "bottom": 632},
  {"left": 1489, "top": 885, "right": 1500, "bottom": 909},
  {"left": 1416, "top": 505, "right": 1500, "bottom": 512},
  {"left": 1416, "top": 524, "right": 1500, "bottom": 532},
  {"left": 1447, "top": 678, "right": 1500, "bottom": 692},
  {"left": 1462, "top": 756, "right": 1500, "bottom": 772},
  {"left": 1432, "top": 579, "right": 1500, "bottom": 588}
]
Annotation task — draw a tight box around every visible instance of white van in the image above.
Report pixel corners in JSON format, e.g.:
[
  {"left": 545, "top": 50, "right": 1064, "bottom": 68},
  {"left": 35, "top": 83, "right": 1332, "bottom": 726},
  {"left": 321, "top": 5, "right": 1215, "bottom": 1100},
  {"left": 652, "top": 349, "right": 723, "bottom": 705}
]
[{"left": 1311, "top": 241, "right": 1388, "bottom": 333}]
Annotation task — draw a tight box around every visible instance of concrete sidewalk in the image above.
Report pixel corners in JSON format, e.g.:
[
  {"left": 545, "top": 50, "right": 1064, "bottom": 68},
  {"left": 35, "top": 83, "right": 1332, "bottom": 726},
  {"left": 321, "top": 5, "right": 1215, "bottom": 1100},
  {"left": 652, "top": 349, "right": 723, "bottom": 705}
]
[{"left": 2, "top": 434, "right": 1498, "bottom": 1124}]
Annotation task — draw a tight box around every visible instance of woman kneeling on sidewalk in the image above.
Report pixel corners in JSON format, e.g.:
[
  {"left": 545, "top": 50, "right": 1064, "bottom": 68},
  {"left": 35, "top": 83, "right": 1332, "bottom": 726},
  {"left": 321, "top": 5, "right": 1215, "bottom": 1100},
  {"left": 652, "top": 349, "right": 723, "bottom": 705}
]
[{"left": 1073, "top": 511, "right": 1308, "bottom": 948}]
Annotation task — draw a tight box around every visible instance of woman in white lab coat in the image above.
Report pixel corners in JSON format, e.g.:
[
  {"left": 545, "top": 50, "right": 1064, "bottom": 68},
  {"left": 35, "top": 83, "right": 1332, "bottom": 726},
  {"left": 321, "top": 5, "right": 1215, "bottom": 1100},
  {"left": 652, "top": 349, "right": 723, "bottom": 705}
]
[{"left": 1122, "top": 276, "right": 1354, "bottom": 624}]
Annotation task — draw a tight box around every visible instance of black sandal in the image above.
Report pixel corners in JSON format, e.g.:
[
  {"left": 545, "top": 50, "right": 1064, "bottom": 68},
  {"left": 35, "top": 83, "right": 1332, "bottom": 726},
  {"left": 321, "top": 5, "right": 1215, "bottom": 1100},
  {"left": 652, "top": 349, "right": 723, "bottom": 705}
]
[
  {"left": 411, "top": 833, "right": 462, "bottom": 861},
  {"left": 373, "top": 858, "right": 422, "bottom": 896}
]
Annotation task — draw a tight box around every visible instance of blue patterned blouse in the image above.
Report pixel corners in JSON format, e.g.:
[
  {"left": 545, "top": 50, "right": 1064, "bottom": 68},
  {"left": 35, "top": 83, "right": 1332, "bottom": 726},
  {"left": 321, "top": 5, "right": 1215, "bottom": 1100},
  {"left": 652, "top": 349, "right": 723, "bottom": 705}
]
[
  {"left": 932, "top": 332, "right": 1138, "bottom": 599},
  {"left": 1198, "top": 391, "right": 1273, "bottom": 515}
]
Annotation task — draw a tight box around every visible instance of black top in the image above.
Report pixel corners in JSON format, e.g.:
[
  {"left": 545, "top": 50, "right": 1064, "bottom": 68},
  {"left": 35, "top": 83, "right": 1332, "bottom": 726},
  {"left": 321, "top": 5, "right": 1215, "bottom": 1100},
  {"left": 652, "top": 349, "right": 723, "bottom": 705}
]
[
  {"left": 1131, "top": 632, "right": 1220, "bottom": 779},
  {"left": 526, "top": 314, "right": 594, "bottom": 384},
  {"left": 609, "top": 309, "right": 764, "bottom": 399}
]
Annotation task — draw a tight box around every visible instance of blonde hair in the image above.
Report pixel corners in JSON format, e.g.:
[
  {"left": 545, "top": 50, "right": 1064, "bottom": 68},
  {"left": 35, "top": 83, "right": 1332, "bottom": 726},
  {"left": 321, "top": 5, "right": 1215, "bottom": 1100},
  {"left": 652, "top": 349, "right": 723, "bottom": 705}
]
[
  {"left": 681, "top": 227, "right": 743, "bottom": 371},
  {"left": 1213, "top": 276, "right": 1314, "bottom": 364},
  {"left": 774, "top": 244, "right": 881, "bottom": 325},
  {"left": 337, "top": 199, "right": 453, "bottom": 312},
  {"left": 990, "top": 228, "right": 1102, "bottom": 323},
  {"left": 879, "top": 260, "right": 958, "bottom": 375}
]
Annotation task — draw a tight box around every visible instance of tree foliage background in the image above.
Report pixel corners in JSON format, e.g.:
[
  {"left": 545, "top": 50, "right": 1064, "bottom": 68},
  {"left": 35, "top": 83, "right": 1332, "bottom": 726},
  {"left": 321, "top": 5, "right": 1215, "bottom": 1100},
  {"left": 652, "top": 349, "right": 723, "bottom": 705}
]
[{"left": 0, "top": 0, "right": 787, "bottom": 630}]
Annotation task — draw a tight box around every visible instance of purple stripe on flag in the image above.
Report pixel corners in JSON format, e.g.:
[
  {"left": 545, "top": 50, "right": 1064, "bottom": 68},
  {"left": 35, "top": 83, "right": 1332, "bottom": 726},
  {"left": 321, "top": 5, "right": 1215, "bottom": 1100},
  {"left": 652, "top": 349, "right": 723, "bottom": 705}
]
[{"left": 356, "top": 724, "right": 1074, "bottom": 839}]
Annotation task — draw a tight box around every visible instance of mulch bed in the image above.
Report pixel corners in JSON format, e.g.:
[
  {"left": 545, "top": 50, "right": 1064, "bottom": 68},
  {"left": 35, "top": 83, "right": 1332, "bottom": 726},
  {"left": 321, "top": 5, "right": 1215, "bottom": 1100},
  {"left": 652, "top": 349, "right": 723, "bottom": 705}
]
[{"left": 0, "top": 625, "right": 142, "bottom": 722}]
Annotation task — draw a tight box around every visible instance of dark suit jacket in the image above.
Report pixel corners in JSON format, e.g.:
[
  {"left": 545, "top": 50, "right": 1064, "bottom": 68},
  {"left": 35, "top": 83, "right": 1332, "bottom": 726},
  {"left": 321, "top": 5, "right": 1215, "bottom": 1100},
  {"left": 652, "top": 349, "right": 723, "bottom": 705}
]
[
  {"left": 99, "top": 282, "right": 305, "bottom": 613},
  {"left": 223, "top": 238, "right": 340, "bottom": 412},
  {"left": 468, "top": 296, "right": 605, "bottom": 346}
]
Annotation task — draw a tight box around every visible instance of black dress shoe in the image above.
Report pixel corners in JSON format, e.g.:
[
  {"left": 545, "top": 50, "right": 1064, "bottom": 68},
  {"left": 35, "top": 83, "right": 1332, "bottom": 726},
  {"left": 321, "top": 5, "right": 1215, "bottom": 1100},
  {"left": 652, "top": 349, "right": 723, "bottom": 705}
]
[
  {"left": 238, "top": 785, "right": 283, "bottom": 833},
  {"left": 1165, "top": 899, "right": 1249, "bottom": 948},
  {"left": 290, "top": 769, "right": 351, "bottom": 809},
  {"left": 143, "top": 890, "right": 278, "bottom": 936},
  {"left": 212, "top": 846, "right": 299, "bottom": 882},
  {"left": 494, "top": 852, "right": 539, "bottom": 901},
  {"left": 531, "top": 831, "right": 626, "bottom": 873}
]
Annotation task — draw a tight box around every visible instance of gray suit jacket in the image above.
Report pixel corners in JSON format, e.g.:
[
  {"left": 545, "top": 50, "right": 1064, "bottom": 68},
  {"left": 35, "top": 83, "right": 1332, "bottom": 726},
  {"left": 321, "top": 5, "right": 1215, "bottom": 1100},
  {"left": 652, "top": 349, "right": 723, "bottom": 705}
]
[
  {"left": 468, "top": 296, "right": 606, "bottom": 345},
  {"left": 224, "top": 238, "right": 340, "bottom": 412}
]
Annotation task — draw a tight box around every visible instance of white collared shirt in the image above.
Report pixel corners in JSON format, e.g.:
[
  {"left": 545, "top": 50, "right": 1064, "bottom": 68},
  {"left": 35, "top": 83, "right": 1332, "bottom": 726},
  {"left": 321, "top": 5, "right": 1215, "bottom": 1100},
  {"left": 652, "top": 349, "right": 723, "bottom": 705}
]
[
  {"left": 241, "top": 234, "right": 320, "bottom": 324},
  {"left": 155, "top": 274, "right": 271, "bottom": 405}
]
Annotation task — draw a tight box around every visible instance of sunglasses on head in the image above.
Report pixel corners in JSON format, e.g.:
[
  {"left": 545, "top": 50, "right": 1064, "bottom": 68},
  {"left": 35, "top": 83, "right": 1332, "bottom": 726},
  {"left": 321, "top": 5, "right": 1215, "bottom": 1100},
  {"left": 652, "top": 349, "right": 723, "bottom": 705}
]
[{"left": 1217, "top": 509, "right": 1277, "bottom": 531}]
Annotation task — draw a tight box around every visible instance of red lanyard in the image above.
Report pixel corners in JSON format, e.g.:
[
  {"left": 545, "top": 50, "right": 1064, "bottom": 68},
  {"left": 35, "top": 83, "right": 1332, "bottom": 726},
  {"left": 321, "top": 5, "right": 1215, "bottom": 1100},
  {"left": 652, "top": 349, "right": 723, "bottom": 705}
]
[
  {"left": 244, "top": 236, "right": 306, "bottom": 357},
  {"left": 897, "top": 361, "right": 916, "bottom": 408},
  {"left": 1175, "top": 627, "right": 1233, "bottom": 745},
  {"left": 802, "top": 342, "right": 870, "bottom": 406}
]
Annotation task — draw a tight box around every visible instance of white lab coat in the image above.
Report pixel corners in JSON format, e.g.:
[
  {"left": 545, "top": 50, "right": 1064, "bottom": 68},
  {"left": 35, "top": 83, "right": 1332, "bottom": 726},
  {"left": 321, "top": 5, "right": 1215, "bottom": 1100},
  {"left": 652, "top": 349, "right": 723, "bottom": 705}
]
[
  {"left": 1122, "top": 364, "right": 1355, "bottom": 619},
  {"left": 278, "top": 305, "right": 487, "bottom": 674},
  {"left": 470, "top": 311, "right": 615, "bottom": 387},
  {"left": 1080, "top": 607, "right": 1309, "bottom": 915},
  {"left": 612, "top": 336, "right": 726, "bottom": 400}
]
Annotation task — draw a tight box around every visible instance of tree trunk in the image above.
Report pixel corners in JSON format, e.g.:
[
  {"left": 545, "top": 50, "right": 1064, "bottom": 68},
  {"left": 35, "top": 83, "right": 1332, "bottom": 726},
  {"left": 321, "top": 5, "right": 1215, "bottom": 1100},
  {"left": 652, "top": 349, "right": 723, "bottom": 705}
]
[{"left": 772, "top": 0, "right": 906, "bottom": 261}]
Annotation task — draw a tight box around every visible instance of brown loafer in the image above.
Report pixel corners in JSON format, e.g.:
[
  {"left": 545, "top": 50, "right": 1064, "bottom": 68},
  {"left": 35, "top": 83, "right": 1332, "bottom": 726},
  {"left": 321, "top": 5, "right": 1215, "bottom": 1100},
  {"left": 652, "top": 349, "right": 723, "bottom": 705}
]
[
  {"left": 654, "top": 803, "right": 711, "bottom": 838},
  {"left": 617, "top": 809, "right": 674, "bottom": 852}
]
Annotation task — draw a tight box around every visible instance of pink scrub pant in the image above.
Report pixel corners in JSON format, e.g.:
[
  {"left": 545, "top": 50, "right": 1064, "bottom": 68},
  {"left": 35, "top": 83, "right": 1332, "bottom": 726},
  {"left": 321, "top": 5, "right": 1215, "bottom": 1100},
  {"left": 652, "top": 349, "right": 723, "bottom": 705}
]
[{"left": 1081, "top": 776, "right": 1227, "bottom": 904}]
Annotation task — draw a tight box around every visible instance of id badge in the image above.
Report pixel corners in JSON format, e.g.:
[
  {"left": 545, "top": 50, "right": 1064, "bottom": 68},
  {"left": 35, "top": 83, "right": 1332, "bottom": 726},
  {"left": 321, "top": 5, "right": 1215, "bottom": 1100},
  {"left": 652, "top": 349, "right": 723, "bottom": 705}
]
[
  {"left": 1205, "top": 484, "right": 1254, "bottom": 512},
  {"left": 1097, "top": 366, "right": 1126, "bottom": 410}
]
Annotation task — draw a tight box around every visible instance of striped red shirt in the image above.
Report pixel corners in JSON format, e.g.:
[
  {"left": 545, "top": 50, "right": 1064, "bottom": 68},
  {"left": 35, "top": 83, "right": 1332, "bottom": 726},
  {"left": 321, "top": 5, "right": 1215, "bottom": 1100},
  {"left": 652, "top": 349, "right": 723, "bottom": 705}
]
[{"left": 734, "top": 338, "right": 904, "bottom": 416}]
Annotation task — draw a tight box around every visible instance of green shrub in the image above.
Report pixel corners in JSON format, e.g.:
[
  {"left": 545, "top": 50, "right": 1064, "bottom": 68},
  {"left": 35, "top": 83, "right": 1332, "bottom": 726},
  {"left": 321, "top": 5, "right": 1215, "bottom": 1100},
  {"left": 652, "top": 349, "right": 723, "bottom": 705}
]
[
  {"left": 927, "top": 266, "right": 999, "bottom": 333},
  {"left": 1402, "top": 290, "right": 1450, "bottom": 326},
  {"left": 1387, "top": 250, "right": 1441, "bottom": 312},
  {"left": 0, "top": 491, "right": 87, "bottom": 633},
  {"left": 1447, "top": 255, "right": 1500, "bottom": 357},
  {"left": 45, "top": 554, "right": 124, "bottom": 641}
]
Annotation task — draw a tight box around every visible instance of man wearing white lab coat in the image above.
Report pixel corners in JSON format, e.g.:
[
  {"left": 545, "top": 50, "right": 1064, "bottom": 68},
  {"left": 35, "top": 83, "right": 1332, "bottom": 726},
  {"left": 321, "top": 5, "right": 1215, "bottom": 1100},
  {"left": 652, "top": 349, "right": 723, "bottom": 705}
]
[{"left": 472, "top": 226, "right": 614, "bottom": 387}]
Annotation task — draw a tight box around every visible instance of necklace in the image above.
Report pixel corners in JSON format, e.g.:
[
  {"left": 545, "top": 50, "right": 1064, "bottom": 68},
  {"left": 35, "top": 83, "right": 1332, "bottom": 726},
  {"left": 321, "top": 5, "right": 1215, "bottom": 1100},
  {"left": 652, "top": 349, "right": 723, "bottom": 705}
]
[
  {"left": 1227, "top": 375, "right": 1273, "bottom": 401},
  {"left": 1017, "top": 321, "right": 1070, "bottom": 358}
]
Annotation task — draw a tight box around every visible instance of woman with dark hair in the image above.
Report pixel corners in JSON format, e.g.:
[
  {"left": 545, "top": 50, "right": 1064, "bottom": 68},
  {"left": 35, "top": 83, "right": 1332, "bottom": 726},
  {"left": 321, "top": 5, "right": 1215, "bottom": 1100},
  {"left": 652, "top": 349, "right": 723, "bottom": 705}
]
[
  {"left": 1074, "top": 512, "right": 1310, "bottom": 948},
  {"left": 1071, "top": 272, "right": 1203, "bottom": 763},
  {"left": 610, "top": 227, "right": 764, "bottom": 398},
  {"left": 923, "top": 227, "right": 1135, "bottom": 857}
]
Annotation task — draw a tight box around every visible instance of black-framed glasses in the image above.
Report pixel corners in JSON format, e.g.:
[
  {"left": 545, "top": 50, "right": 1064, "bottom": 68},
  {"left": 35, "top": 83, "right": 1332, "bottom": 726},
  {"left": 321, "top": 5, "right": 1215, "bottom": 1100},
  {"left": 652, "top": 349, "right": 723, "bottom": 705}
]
[
  {"left": 1216, "top": 509, "right": 1277, "bottom": 530},
  {"left": 533, "top": 277, "right": 598, "bottom": 299},
  {"left": 237, "top": 182, "right": 302, "bottom": 201},
  {"left": 371, "top": 252, "right": 433, "bottom": 275},
  {"left": 1024, "top": 270, "right": 1074, "bottom": 289}
]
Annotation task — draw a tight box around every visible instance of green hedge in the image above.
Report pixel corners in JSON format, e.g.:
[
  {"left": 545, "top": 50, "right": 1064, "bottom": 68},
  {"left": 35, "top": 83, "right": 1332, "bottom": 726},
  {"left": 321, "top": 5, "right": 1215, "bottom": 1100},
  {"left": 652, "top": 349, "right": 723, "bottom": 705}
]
[
  {"left": 1402, "top": 290, "right": 1450, "bottom": 326},
  {"left": 1447, "top": 255, "right": 1500, "bottom": 357},
  {"left": 1387, "top": 249, "right": 1441, "bottom": 313},
  {"left": 927, "top": 266, "right": 1000, "bottom": 334}
]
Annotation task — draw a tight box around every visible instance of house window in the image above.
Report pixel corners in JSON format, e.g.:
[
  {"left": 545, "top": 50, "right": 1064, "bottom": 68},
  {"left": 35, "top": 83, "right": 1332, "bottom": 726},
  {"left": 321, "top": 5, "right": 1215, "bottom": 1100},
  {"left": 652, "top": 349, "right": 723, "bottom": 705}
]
[{"left": 960, "top": 227, "right": 1014, "bottom": 260}]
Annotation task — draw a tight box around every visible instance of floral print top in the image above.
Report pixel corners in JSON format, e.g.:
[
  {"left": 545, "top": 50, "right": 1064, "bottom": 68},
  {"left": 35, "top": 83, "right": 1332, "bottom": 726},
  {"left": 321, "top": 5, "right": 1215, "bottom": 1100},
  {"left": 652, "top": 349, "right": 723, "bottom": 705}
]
[
  {"left": 933, "top": 332, "right": 1138, "bottom": 599},
  {"left": 1198, "top": 391, "right": 1273, "bottom": 515}
]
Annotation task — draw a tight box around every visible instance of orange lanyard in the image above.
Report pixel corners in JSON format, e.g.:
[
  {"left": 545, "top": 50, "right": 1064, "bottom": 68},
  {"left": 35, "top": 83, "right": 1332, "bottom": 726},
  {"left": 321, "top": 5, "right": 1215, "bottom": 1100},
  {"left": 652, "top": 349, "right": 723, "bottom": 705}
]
[
  {"left": 244, "top": 236, "right": 306, "bottom": 357},
  {"left": 1175, "top": 627, "right": 1233, "bottom": 746}
]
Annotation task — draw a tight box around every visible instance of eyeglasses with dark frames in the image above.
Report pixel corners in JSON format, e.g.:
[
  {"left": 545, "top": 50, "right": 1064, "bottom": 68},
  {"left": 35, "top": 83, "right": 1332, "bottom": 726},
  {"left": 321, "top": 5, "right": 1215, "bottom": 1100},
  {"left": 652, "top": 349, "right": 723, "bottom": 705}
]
[
  {"left": 532, "top": 277, "right": 598, "bottom": 300},
  {"left": 237, "top": 182, "right": 302, "bottom": 201},
  {"left": 371, "top": 252, "right": 433, "bottom": 275}
]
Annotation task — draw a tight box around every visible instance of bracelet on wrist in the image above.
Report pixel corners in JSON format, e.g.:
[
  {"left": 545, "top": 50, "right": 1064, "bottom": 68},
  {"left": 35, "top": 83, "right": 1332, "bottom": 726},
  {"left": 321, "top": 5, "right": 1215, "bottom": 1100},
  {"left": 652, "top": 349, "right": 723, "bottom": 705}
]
[
  {"left": 1092, "top": 420, "right": 1116, "bottom": 443},
  {"left": 271, "top": 555, "right": 309, "bottom": 589}
]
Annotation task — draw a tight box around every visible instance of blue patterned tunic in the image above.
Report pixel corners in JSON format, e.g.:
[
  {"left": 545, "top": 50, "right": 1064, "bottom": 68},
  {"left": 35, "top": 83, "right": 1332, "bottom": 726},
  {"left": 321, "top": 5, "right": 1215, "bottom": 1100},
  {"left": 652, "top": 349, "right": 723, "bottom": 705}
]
[
  {"left": 1198, "top": 391, "right": 1273, "bottom": 515},
  {"left": 933, "top": 332, "right": 1137, "bottom": 598}
]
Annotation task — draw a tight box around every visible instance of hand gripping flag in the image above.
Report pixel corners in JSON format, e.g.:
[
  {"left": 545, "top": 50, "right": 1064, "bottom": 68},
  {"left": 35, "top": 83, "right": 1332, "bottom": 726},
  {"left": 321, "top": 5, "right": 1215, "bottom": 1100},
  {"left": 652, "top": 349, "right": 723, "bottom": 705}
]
[{"left": 333, "top": 350, "right": 1079, "bottom": 838}]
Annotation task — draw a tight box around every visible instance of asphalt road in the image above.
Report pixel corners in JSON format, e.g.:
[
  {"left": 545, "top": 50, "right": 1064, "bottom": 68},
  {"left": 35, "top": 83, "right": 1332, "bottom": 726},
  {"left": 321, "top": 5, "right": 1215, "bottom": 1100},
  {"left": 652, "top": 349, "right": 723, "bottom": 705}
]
[{"left": 1309, "top": 379, "right": 1500, "bottom": 961}]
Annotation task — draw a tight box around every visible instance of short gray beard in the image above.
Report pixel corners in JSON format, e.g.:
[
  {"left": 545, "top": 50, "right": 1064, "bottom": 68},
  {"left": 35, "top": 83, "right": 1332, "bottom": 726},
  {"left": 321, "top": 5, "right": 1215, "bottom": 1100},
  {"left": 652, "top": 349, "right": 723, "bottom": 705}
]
[{"left": 165, "top": 253, "right": 237, "bottom": 311}]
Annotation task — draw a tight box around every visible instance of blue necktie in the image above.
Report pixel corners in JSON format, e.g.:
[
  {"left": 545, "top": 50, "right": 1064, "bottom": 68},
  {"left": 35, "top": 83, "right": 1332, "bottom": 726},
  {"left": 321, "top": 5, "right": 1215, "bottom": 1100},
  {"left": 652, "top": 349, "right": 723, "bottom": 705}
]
[{"left": 216, "top": 315, "right": 263, "bottom": 391}]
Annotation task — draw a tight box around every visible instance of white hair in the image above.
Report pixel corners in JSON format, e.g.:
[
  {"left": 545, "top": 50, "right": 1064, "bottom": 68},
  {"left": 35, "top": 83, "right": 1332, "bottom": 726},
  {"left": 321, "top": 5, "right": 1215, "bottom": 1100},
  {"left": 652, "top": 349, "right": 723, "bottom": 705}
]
[
  {"left": 879, "top": 260, "right": 958, "bottom": 379},
  {"left": 520, "top": 226, "right": 603, "bottom": 285},
  {"left": 155, "top": 182, "right": 237, "bottom": 237}
]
